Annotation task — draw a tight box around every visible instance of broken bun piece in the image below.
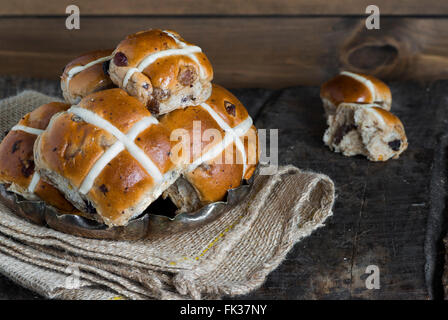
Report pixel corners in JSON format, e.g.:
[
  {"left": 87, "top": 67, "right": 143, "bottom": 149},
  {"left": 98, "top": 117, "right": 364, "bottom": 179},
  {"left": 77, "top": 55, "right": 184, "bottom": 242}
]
[
  {"left": 109, "top": 29, "right": 213, "bottom": 116},
  {"left": 61, "top": 49, "right": 115, "bottom": 105},
  {"left": 320, "top": 71, "right": 392, "bottom": 118},
  {"left": 323, "top": 103, "right": 408, "bottom": 162},
  {"left": 0, "top": 102, "right": 77, "bottom": 213},
  {"left": 34, "top": 86, "right": 257, "bottom": 227}
]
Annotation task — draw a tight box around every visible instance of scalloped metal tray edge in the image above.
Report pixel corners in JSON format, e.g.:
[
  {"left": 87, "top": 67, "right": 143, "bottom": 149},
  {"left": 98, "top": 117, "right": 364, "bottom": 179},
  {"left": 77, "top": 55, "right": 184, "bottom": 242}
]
[{"left": 0, "top": 173, "right": 255, "bottom": 241}]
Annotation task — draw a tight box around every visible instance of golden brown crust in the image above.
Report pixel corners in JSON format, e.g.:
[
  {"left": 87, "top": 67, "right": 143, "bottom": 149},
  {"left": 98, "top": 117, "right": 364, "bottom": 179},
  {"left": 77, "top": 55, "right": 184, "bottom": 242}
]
[
  {"left": 371, "top": 107, "right": 405, "bottom": 129},
  {"left": 78, "top": 88, "right": 150, "bottom": 132},
  {"left": 206, "top": 84, "right": 249, "bottom": 127},
  {"left": 64, "top": 50, "right": 113, "bottom": 72},
  {"left": 36, "top": 85, "right": 258, "bottom": 225},
  {"left": 321, "top": 75, "right": 373, "bottom": 106},
  {"left": 135, "top": 124, "right": 175, "bottom": 173},
  {"left": 160, "top": 84, "right": 258, "bottom": 204},
  {"left": 35, "top": 89, "right": 177, "bottom": 225},
  {"left": 0, "top": 131, "right": 36, "bottom": 188},
  {"left": 242, "top": 125, "right": 259, "bottom": 180},
  {"left": 362, "top": 74, "right": 392, "bottom": 106},
  {"left": 61, "top": 49, "right": 115, "bottom": 104},
  {"left": 186, "top": 145, "right": 244, "bottom": 203},
  {"left": 109, "top": 29, "right": 213, "bottom": 112},
  {"left": 159, "top": 105, "right": 227, "bottom": 163},
  {"left": 88, "top": 150, "right": 154, "bottom": 224},
  {"left": 19, "top": 102, "right": 71, "bottom": 130},
  {"left": 0, "top": 102, "right": 76, "bottom": 212},
  {"left": 320, "top": 71, "right": 392, "bottom": 113},
  {"left": 34, "top": 179, "right": 77, "bottom": 213},
  {"left": 37, "top": 112, "right": 115, "bottom": 188}
]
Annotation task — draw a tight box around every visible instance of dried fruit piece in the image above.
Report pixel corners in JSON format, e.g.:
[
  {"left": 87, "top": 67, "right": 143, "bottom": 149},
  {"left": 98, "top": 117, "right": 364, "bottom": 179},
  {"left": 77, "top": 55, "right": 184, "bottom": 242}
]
[
  {"left": 224, "top": 101, "right": 236, "bottom": 116},
  {"left": 153, "top": 87, "right": 170, "bottom": 101},
  {"left": 21, "top": 160, "right": 34, "bottom": 178},
  {"left": 11, "top": 140, "right": 22, "bottom": 153},
  {"left": 388, "top": 139, "right": 401, "bottom": 151},
  {"left": 178, "top": 65, "right": 197, "bottom": 86},
  {"left": 148, "top": 99, "right": 160, "bottom": 115},
  {"left": 113, "top": 52, "right": 128, "bottom": 67},
  {"left": 333, "top": 124, "right": 357, "bottom": 145},
  {"left": 99, "top": 184, "right": 109, "bottom": 195}
]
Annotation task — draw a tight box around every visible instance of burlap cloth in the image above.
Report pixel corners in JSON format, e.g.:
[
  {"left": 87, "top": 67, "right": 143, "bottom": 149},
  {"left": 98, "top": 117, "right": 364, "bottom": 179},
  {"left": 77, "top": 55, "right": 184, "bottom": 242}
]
[{"left": 0, "top": 91, "right": 335, "bottom": 300}]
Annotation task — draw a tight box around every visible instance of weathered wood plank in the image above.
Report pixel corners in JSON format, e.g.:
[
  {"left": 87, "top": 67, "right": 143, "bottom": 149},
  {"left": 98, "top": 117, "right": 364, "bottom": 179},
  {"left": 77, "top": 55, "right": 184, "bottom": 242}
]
[
  {"left": 2, "top": 0, "right": 447, "bottom": 16},
  {"left": 0, "top": 17, "right": 447, "bottom": 88},
  {"left": 233, "top": 81, "right": 448, "bottom": 299},
  {"left": 0, "top": 273, "right": 39, "bottom": 299},
  {"left": 443, "top": 237, "right": 448, "bottom": 299}
]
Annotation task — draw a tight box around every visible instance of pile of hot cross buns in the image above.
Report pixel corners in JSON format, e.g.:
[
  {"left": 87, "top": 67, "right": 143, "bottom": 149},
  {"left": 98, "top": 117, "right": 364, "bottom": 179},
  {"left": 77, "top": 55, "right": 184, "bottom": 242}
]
[
  {"left": 0, "top": 29, "right": 259, "bottom": 227},
  {"left": 320, "top": 71, "right": 408, "bottom": 162}
]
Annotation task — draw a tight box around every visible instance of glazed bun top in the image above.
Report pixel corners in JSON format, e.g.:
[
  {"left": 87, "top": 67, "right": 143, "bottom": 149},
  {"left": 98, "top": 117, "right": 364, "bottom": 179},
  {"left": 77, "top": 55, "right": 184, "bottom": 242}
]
[
  {"left": 18, "top": 102, "right": 72, "bottom": 130},
  {"left": 61, "top": 49, "right": 115, "bottom": 105},
  {"left": 321, "top": 71, "right": 392, "bottom": 110},
  {"left": 369, "top": 106, "right": 405, "bottom": 129},
  {"left": 111, "top": 29, "right": 213, "bottom": 86},
  {"left": 0, "top": 101, "right": 77, "bottom": 212}
]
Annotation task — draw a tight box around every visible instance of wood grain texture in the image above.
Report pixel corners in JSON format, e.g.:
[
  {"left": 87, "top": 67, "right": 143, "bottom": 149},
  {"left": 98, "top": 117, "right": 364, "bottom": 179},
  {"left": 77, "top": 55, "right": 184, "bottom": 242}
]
[
  {"left": 0, "top": 77, "right": 447, "bottom": 300},
  {"left": 234, "top": 81, "right": 448, "bottom": 299},
  {"left": 0, "top": 17, "right": 447, "bottom": 88},
  {"left": 444, "top": 236, "right": 448, "bottom": 299},
  {"left": 1, "top": 0, "right": 448, "bottom": 16}
]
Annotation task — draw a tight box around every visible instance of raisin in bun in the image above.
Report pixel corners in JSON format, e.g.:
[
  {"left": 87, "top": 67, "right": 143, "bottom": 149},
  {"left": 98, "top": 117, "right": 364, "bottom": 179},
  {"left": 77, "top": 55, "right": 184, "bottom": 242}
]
[
  {"left": 108, "top": 29, "right": 213, "bottom": 116},
  {"left": 0, "top": 102, "right": 76, "bottom": 213},
  {"left": 323, "top": 103, "right": 407, "bottom": 162},
  {"left": 161, "top": 84, "right": 258, "bottom": 212},
  {"left": 61, "top": 49, "right": 115, "bottom": 105},
  {"left": 320, "top": 71, "right": 392, "bottom": 118},
  {"left": 34, "top": 86, "right": 258, "bottom": 226}
]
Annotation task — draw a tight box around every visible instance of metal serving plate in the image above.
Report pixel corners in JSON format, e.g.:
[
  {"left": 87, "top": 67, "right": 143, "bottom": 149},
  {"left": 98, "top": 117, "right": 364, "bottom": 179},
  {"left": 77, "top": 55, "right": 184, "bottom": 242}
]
[{"left": 0, "top": 175, "right": 254, "bottom": 241}]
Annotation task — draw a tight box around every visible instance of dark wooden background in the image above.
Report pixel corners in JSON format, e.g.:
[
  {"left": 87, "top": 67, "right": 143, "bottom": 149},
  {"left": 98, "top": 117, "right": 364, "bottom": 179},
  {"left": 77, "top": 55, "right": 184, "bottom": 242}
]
[
  {"left": 1, "top": 0, "right": 448, "bottom": 87},
  {"left": 0, "top": 0, "right": 448, "bottom": 300}
]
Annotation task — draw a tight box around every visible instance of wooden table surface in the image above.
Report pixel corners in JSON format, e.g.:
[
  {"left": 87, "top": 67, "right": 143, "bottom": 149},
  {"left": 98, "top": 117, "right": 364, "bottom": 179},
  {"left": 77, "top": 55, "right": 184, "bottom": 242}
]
[{"left": 0, "top": 76, "right": 447, "bottom": 300}]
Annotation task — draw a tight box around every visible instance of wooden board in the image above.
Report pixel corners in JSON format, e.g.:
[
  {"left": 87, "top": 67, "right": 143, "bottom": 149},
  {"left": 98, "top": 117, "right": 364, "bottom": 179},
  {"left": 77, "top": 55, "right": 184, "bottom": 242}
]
[
  {"left": 444, "top": 237, "right": 448, "bottom": 299},
  {"left": 0, "top": 77, "right": 447, "bottom": 299},
  {"left": 0, "top": 17, "right": 447, "bottom": 87},
  {"left": 236, "top": 81, "right": 448, "bottom": 299},
  {"left": 2, "top": 0, "right": 448, "bottom": 16}
]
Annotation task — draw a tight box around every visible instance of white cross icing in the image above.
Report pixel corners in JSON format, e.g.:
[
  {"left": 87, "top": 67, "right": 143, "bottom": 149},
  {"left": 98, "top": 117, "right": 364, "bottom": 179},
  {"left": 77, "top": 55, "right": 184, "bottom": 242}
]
[
  {"left": 65, "top": 100, "right": 253, "bottom": 194},
  {"left": 340, "top": 71, "right": 377, "bottom": 101},
  {"left": 66, "top": 55, "right": 113, "bottom": 85},
  {"left": 68, "top": 106, "right": 163, "bottom": 195},
  {"left": 10, "top": 125, "right": 44, "bottom": 193},
  {"left": 121, "top": 30, "right": 206, "bottom": 88},
  {"left": 11, "top": 125, "right": 44, "bottom": 136},
  {"left": 27, "top": 172, "right": 40, "bottom": 193},
  {"left": 198, "top": 103, "right": 251, "bottom": 177}
]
